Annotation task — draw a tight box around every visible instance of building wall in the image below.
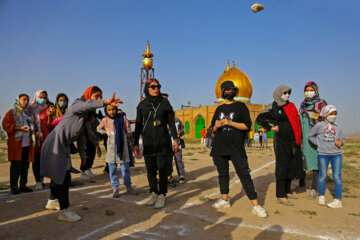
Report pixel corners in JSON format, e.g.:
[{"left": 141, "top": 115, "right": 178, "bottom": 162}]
[{"left": 175, "top": 103, "right": 266, "bottom": 139}]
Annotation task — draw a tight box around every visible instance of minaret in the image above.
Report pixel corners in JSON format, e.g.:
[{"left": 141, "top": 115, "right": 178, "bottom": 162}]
[{"left": 140, "top": 41, "right": 155, "bottom": 100}]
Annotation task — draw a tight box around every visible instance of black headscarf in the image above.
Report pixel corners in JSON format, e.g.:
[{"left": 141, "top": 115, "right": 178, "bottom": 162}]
[{"left": 137, "top": 83, "right": 172, "bottom": 111}]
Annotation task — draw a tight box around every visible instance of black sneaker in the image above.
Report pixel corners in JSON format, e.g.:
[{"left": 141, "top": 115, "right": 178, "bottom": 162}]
[
  {"left": 70, "top": 167, "right": 81, "bottom": 174},
  {"left": 11, "top": 189, "right": 21, "bottom": 195},
  {"left": 179, "top": 177, "right": 185, "bottom": 184},
  {"left": 20, "top": 187, "right": 33, "bottom": 193}
]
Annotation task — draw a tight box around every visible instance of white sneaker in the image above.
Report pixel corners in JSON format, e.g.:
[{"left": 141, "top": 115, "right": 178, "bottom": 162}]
[
  {"left": 35, "top": 182, "right": 43, "bottom": 190},
  {"left": 80, "top": 172, "right": 90, "bottom": 180},
  {"left": 85, "top": 169, "right": 95, "bottom": 177},
  {"left": 327, "top": 199, "right": 342, "bottom": 208},
  {"left": 146, "top": 192, "right": 158, "bottom": 206},
  {"left": 212, "top": 198, "right": 231, "bottom": 209},
  {"left": 45, "top": 199, "right": 60, "bottom": 210},
  {"left": 251, "top": 205, "right": 268, "bottom": 218},
  {"left": 155, "top": 194, "right": 166, "bottom": 209},
  {"left": 318, "top": 196, "right": 326, "bottom": 206},
  {"left": 57, "top": 209, "right": 81, "bottom": 222}
]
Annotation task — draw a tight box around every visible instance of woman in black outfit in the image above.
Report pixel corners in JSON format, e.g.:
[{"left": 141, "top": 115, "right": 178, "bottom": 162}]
[
  {"left": 256, "top": 85, "right": 304, "bottom": 206},
  {"left": 134, "top": 78, "right": 178, "bottom": 209}
]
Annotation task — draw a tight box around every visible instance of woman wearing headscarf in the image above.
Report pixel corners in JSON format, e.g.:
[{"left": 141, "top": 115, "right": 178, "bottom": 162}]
[
  {"left": 256, "top": 85, "right": 304, "bottom": 206},
  {"left": 133, "top": 78, "right": 179, "bottom": 209},
  {"left": 54, "top": 93, "right": 69, "bottom": 119},
  {"left": 2, "top": 94, "right": 35, "bottom": 194},
  {"left": 29, "top": 90, "right": 54, "bottom": 190},
  {"left": 40, "top": 86, "right": 121, "bottom": 222},
  {"left": 299, "top": 81, "right": 327, "bottom": 200}
]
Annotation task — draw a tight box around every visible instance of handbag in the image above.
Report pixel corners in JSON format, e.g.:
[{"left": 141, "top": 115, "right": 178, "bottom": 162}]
[{"left": 135, "top": 111, "right": 152, "bottom": 160}]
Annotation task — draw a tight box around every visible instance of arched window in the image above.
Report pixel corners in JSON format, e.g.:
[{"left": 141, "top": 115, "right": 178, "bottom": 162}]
[
  {"left": 195, "top": 115, "right": 205, "bottom": 138},
  {"left": 185, "top": 121, "right": 190, "bottom": 135}
]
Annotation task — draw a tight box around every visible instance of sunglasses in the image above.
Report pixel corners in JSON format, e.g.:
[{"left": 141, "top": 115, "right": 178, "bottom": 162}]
[
  {"left": 283, "top": 90, "right": 291, "bottom": 95},
  {"left": 149, "top": 84, "right": 161, "bottom": 90}
]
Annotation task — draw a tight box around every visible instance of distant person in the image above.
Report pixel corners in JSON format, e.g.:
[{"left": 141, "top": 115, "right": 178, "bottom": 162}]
[
  {"left": 133, "top": 78, "right": 179, "bottom": 209},
  {"left": 200, "top": 126, "right": 206, "bottom": 146},
  {"left": 206, "top": 126, "right": 214, "bottom": 149},
  {"left": 254, "top": 130, "right": 260, "bottom": 148},
  {"left": 256, "top": 85, "right": 304, "bottom": 206},
  {"left": 262, "top": 131, "right": 268, "bottom": 148},
  {"left": 41, "top": 86, "right": 121, "bottom": 222},
  {"left": 2, "top": 94, "right": 35, "bottom": 194},
  {"left": 97, "top": 104, "right": 138, "bottom": 198},
  {"left": 247, "top": 130, "right": 254, "bottom": 147},
  {"left": 299, "top": 81, "right": 327, "bottom": 200},
  {"left": 210, "top": 81, "right": 267, "bottom": 218},
  {"left": 308, "top": 105, "right": 345, "bottom": 208},
  {"left": 259, "top": 131, "right": 263, "bottom": 148}
]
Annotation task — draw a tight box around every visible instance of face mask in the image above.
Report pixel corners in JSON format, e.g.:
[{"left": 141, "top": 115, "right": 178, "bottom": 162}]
[
  {"left": 37, "top": 98, "right": 47, "bottom": 106},
  {"left": 224, "top": 91, "right": 236, "bottom": 100},
  {"left": 281, "top": 93, "right": 289, "bottom": 102},
  {"left": 326, "top": 115, "right": 337, "bottom": 123},
  {"left": 305, "top": 91, "right": 316, "bottom": 98},
  {"left": 58, "top": 101, "right": 67, "bottom": 108}
]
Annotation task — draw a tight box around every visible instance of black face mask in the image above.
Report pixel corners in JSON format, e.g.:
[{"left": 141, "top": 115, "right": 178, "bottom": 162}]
[{"left": 224, "top": 91, "right": 236, "bottom": 100}]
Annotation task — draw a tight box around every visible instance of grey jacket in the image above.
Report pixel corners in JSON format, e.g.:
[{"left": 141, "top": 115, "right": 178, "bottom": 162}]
[
  {"left": 40, "top": 99, "right": 104, "bottom": 184},
  {"left": 308, "top": 121, "right": 345, "bottom": 156}
]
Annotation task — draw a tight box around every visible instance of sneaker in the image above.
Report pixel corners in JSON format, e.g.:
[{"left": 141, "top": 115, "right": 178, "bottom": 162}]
[
  {"left": 308, "top": 189, "right": 317, "bottom": 200},
  {"left": 251, "top": 205, "right": 268, "bottom": 218},
  {"left": 19, "top": 187, "right": 33, "bottom": 193},
  {"left": 11, "top": 189, "right": 21, "bottom": 195},
  {"left": 35, "top": 182, "right": 43, "bottom": 190},
  {"left": 85, "top": 170, "right": 95, "bottom": 177},
  {"left": 46, "top": 199, "right": 60, "bottom": 210},
  {"left": 327, "top": 199, "right": 342, "bottom": 209},
  {"left": 70, "top": 167, "right": 81, "bottom": 174},
  {"left": 146, "top": 192, "right": 158, "bottom": 206},
  {"left": 154, "top": 194, "right": 166, "bottom": 209},
  {"left": 113, "top": 189, "right": 121, "bottom": 198},
  {"left": 57, "top": 209, "right": 81, "bottom": 222},
  {"left": 318, "top": 196, "right": 326, "bottom": 206},
  {"left": 212, "top": 198, "right": 231, "bottom": 209},
  {"left": 80, "top": 172, "right": 90, "bottom": 180},
  {"left": 126, "top": 187, "right": 139, "bottom": 195},
  {"left": 179, "top": 177, "right": 185, "bottom": 184}
]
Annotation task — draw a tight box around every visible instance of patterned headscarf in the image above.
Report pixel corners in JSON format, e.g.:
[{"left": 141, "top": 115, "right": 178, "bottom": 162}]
[
  {"left": 29, "top": 90, "right": 48, "bottom": 133},
  {"left": 320, "top": 105, "right": 337, "bottom": 119},
  {"left": 299, "top": 81, "right": 327, "bottom": 128},
  {"left": 13, "top": 95, "right": 36, "bottom": 145}
]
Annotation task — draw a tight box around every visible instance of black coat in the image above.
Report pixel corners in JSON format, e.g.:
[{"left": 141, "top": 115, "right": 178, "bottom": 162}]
[
  {"left": 134, "top": 97, "right": 177, "bottom": 156},
  {"left": 256, "top": 102, "right": 304, "bottom": 180}
]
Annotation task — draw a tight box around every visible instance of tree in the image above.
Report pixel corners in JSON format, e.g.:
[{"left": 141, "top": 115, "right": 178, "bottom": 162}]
[{"left": 0, "top": 129, "right": 7, "bottom": 141}]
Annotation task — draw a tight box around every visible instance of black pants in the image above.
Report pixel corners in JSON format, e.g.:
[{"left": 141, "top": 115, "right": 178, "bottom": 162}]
[
  {"left": 213, "top": 155, "right": 257, "bottom": 200},
  {"left": 50, "top": 170, "right": 71, "bottom": 210},
  {"left": 144, "top": 155, "right": 170, "bottom": 195},
  {"left": 276, "top": 178, "right": 292, "bottom": 198},
  {"left": 32, "top": 152, "right": 42, "bottom": 182},
  {"left": 10, "top": 147, "right": 30, "bottom": 191},
  {"left": 311, "top": 170, "right": 319, "bottom": 191},
  {"left": 167, "top": 154, "right": 174, "bottom": 176},
  {"left": 80, "top": 141, "right": 96, "bottom": 171}
]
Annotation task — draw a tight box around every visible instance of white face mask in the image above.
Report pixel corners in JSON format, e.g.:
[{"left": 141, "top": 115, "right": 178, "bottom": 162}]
[
  {"left": 281, "top": 93, "right": 290, "bottom": 102},
  {"left": 326, "top": 115, "right": 337, "bottom": 123},
  {"left": 305, "top": 91, "right": 316, "bottom": 98}
]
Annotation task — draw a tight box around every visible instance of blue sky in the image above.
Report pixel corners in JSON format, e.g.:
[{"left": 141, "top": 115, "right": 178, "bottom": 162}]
[{"left": 0, "top": 0, "right": 359, "bottom": 135}]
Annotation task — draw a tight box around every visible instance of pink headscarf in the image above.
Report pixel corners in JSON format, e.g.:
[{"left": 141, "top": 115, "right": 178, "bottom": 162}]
[{"left": 320, "top": 105, "right": 337, "bottom": 118}]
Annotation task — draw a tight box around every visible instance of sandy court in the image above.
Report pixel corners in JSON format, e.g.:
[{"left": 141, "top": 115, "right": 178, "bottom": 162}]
[{"left": 0, "top": 142, "right": 359, "bottom": 240}]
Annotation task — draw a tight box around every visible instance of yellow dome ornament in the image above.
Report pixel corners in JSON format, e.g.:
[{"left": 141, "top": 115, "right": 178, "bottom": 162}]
[
  {"left": 251, "top": 3, "right": 265, "bottom": 13},
  {"left": 215, "top": 60, "right": 253, "bottom": 104}
]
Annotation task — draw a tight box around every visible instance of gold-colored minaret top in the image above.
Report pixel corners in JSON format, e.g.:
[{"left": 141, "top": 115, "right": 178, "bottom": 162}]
[{"left": 142, "top": 40, "right": 154, "bottom": 70}]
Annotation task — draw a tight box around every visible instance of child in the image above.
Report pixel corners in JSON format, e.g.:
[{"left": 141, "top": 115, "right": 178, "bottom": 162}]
[
  {"left": 2, "top": 94, "right": 35, "bottom": 194},
  {"left": 97, "top": 104, "right": 138, "bottom": 198},
  {"left": 308, "top": 105, "right": 345, "bottom": 208}
]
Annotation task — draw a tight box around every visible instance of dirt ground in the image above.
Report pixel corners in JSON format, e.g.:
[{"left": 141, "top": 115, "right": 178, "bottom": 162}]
[{"left": 0, "top": 139, "right": 359, "bottom": 240}]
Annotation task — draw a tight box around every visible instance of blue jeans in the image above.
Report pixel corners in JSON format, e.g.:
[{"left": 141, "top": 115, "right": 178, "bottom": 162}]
[
  {"left": 108, "top": 162, "right": 131, "bottom": 190},
  {"left": 318, "top": 154, "right": 342, "bottom": 199}
]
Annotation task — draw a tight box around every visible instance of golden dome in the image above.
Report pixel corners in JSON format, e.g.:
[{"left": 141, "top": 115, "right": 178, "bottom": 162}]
[
  {"left": 142, "top": 41, "right": 154, "bottom": 70},
  {"left": 215, "top": 61, "right": 253, "bottom": 103}
]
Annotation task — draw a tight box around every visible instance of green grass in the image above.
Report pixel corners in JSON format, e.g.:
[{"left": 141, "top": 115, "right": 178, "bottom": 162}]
[
  {"left": 190, "top": 158, "right": 199, "bottom": 161},
  {"left": 343, "top": 150, "right": 359, "bottom": 158},
  {"left": 348, "top": 213, "right": 360, "bottom": 217},
  {"left": 199, "top": 196, "right": 210, "bottom": 202},
  {"left": 184, "top": 138, "right": 201, "bottom": 144},
  {"left": 0, "top": 154, "right": 7, "bottom": 163},
  {"left": 300, "top": 210, "right": 317, "bottom": 216},
  {"left": 343, "top": 161, "right": 355, "bottom": 170},
  {"left": 183, "top": 152, "right": 195, "bottom": 156}
]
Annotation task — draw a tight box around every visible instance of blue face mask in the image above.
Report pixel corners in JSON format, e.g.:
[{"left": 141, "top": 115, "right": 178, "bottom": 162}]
[
  {"left": 58, "top": 101, "right": 67, "bottom": 108},
  {"left": 37, "top": 98, "right": 47, "bottom": 106}
]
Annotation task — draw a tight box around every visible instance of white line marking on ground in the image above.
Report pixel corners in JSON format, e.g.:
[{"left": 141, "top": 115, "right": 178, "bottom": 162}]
[
  {"left": 75, "top": 218, "right": 124, "bottom": 240},
  {"left": 160, "top": 224, "right": 190, "bottom": 236},
  {"left": 184, "top": 160, "right": 275, "bottom": 207},
  {"left": 77, "top": 188, "right": 338, "bottom": 240}
]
